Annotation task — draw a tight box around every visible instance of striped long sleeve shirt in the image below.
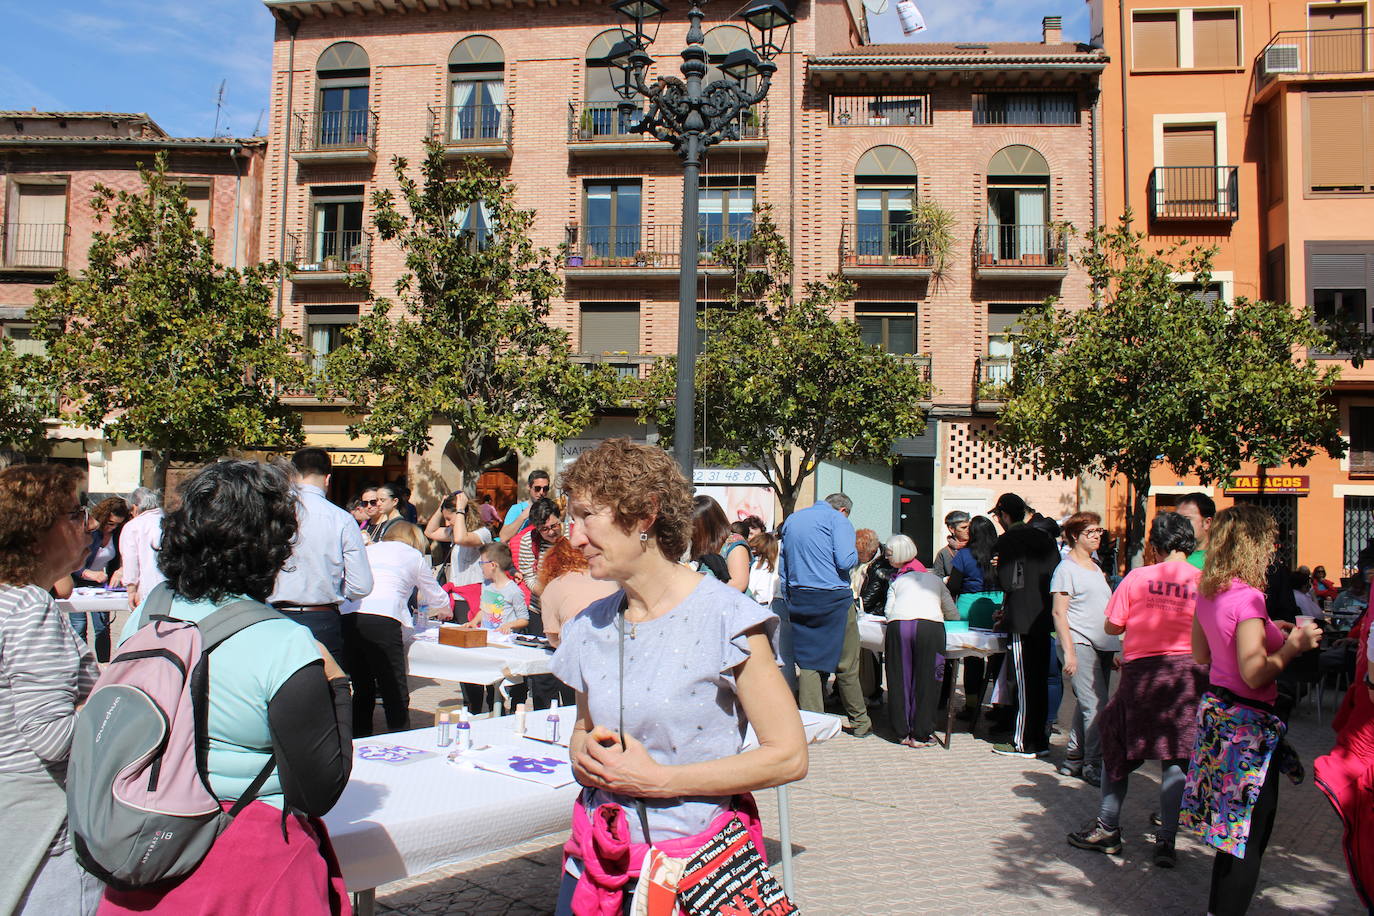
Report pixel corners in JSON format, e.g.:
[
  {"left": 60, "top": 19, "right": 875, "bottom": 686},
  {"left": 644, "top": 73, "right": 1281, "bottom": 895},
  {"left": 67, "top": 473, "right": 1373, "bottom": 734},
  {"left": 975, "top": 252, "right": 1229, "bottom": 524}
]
[{"left": 0, "top": 584, "right": 100, "bottom": 778}]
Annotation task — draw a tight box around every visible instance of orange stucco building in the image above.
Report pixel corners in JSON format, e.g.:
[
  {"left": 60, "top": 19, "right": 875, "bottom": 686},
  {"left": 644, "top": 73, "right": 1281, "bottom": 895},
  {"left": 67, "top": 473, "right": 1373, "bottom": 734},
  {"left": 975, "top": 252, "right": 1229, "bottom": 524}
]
[{"left": 1091, "top": 0, "right": 1374, "bottom": 575}]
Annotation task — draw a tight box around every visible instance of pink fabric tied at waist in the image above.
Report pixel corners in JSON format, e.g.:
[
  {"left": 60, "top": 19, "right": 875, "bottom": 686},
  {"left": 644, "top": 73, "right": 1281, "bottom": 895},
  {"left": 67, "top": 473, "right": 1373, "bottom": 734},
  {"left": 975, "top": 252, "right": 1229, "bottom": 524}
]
[{"left": 562, "top": 792, "right": 766, "bottom": 916}]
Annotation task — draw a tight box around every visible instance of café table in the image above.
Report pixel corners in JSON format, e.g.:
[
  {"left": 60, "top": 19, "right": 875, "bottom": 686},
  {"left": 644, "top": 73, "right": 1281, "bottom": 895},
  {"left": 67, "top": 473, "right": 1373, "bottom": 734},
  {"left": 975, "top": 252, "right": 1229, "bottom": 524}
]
[
  {"left": 857, "top": 613, "right": 1006, "bottom": 748},
  {"left": 55, "top": 586, "right": 129, "bottom": 616},
  {"left": 327, "top": 705, "right": 841, "bottom": 914},
  {"left": 405, "top": 626, "right": 554, "bottom": 714}
]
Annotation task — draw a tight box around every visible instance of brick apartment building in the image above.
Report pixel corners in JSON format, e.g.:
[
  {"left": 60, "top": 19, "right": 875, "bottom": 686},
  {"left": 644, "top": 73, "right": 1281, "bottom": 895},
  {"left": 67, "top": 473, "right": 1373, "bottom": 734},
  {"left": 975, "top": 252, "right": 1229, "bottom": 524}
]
[
  {"left": 262, "top": 0, "right": 1104, "bottom": 553},
  {"left": 0, "top": 111, "right": 266, "bottom": 497},
  {"left": 1091, "top": 0, "right": 1374, "bottom": 575}
]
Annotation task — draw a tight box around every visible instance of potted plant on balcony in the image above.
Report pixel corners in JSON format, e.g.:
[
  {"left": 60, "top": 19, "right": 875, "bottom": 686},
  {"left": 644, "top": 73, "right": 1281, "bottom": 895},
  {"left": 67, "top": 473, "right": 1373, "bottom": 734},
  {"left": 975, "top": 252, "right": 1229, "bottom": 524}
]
[
  {"left": 911, "top": 200, "right": 955, "bottom": 280},
  {"left": 565, "top": 220, "right": 583, "bottom": 266},
  {"left": 579, "top": 109, "right": 595, "bottom": 140},
  {"left": 633, "top": 250, "right": 649, "bottom": 267}
]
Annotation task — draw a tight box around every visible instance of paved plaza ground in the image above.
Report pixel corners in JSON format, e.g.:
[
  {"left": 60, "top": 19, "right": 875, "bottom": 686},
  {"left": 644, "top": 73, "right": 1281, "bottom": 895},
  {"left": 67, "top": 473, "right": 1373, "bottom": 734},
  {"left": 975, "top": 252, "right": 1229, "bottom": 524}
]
[{"left": 376, "top": 677, "right": 1365, "bottom": 916}]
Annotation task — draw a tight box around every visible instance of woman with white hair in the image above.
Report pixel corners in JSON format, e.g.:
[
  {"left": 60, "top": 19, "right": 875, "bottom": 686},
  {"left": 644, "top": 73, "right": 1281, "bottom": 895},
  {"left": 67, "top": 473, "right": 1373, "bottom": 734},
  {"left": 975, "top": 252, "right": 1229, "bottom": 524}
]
[{"left": 883, "top": 535, "right": 958, "bottom": 749}]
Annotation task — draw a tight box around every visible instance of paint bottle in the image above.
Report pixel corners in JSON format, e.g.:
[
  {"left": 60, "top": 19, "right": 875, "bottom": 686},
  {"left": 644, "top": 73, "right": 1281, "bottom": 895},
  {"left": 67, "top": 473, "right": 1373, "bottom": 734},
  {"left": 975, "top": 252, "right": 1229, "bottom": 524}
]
[
  {"left": 456, "top": 720, "right": 473, "bottom": 752},
  {"left": 515, "top": 702, "right": 528, "bottom": 736},
  {"left": 547, "top": 713, "right": 561, "bottom": 745},
  {"left": 435, "top": 711, "right": 452, "bottom": 748}
]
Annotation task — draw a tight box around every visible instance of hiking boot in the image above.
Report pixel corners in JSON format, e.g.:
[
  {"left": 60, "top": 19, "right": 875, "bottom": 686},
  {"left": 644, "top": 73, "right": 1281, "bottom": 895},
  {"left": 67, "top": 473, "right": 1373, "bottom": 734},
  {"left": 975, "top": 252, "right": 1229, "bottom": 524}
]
[
  {"left": 1153, "top": 837, "right": 1177, "bottom": 868},
  {"left": 1067, "top": 820, "right": 1123, "bottom": 855}
]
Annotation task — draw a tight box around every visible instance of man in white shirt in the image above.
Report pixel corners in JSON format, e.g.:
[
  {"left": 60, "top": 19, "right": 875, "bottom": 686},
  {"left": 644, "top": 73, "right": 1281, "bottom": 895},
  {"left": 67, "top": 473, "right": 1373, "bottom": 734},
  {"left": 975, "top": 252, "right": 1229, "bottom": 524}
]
[{"left": 119, "top": 487, "right": 165, "bottom": 608}]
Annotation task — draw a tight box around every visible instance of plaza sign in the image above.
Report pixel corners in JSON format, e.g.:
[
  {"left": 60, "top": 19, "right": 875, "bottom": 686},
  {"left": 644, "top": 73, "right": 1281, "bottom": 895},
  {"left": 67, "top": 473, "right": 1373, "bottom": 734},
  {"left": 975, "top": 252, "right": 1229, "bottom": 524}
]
[{"left": 1222, "top": 474, "right": 1309, "bottom": 496}]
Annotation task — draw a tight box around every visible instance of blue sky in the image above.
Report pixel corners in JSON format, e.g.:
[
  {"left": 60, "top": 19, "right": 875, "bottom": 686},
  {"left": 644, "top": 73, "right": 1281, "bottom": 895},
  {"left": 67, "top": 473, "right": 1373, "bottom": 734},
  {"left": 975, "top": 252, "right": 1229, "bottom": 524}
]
[{"left": 0, "top": 1, "right": 1090, "bottom": 139}]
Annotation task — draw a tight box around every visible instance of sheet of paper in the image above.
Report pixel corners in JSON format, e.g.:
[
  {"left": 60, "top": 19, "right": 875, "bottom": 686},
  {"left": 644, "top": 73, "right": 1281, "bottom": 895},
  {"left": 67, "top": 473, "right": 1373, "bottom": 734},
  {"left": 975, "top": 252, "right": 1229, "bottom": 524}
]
[
  {"left": 355, "top": 743, "right": 439, "bottom": 766},
  {"left": 461, "top": 743, "right": 577, "bottom": 787}
]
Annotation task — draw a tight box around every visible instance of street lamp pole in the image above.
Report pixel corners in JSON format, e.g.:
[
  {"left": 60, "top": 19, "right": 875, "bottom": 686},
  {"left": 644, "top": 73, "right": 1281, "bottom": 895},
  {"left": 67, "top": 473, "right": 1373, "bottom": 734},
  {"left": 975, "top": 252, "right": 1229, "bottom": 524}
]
[{"left": 608, "top": 0, "right": 794, "bottom": 478}]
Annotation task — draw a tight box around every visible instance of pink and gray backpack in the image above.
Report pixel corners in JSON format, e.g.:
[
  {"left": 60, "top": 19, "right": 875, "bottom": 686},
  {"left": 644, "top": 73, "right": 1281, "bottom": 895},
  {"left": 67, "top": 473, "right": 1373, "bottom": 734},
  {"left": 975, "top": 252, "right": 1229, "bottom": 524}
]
[{"left": 67, "top": 584, "right": 283, "bottom": 889}]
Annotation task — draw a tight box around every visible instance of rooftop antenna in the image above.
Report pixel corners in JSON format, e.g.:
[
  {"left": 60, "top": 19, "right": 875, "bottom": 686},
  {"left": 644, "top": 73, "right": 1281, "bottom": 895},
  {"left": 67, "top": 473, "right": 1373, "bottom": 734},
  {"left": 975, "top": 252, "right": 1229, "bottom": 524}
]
[
  {"left": 213, "top": 80, "right": 227, "bottom": 137},
  {"left": 252, "top": 108, "right": 266, "bottom": 136}
]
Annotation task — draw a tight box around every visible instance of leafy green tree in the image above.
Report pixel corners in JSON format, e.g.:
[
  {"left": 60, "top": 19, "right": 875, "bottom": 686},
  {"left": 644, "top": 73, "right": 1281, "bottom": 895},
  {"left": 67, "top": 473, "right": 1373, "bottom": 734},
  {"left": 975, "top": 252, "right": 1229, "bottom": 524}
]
[
  {"left": 27, "top": 153, "right": 305, "bottom": 489},
  {"left": 0, "top": 340, "right": 52, "bottom": 453},
  {"left": 994, "top": 215, "right": 1344, "bottom": 565},
  {"left": 641, "top": 208, "right": 934, "bottom": 517},
  {"left": 323, "top": 144, "right": 617, "bottom": 485}
]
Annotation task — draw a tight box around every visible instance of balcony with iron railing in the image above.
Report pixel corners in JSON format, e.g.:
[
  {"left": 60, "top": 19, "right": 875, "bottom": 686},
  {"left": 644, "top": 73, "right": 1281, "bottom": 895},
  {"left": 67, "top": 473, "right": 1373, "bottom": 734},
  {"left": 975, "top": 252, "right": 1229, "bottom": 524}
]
[
  {"left": 291, "top": 109, "right": 379, "bottom": 164},
  {"left": 828, "top": 95, "right": 931, "bottom": 127},
  {"left": 975, "top": 356, "right": 1012, "bottom": 406},
  {"left": 972, "top": 94, "right": 1080, "bottom": 126},
  {"left": 287, "top": 230, "right": 372, "bottom": 284},
  {"left": 1, "top": 223, "right": 68, "bottom": 272},
  {"left": 972, "top": 224, "right": 1068, "bottom": 279},
  {"left": 564, "top": 223, "right": 763, "bottom": 277},
  {"left": 1256, "top": 27, "right": 1374, "bottom": 97},
  {"left": 571, "top": 353, "right": 662, "bottom": 381},
  {"left": 427, "top": 103, "right": 513, "bottom": 158},
  {"left": 840, "top": 221, "right": 932, "bottom": 276},
  {"left": 894, "top": 353, "right": 933, "bottom": 386},
  {"left": 567, "top": 100, "right": 767, "bottom": 154},
  {"left": 1148, "top": 166, "right": 1240, "bottom": 221}
]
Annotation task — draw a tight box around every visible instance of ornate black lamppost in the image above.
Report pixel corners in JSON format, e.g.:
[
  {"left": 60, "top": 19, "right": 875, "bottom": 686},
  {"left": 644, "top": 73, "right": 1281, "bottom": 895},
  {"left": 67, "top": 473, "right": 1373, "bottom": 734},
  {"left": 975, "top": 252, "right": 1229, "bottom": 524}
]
[{"left": 606, "top": 0, "right": 795, "bottom": 476}]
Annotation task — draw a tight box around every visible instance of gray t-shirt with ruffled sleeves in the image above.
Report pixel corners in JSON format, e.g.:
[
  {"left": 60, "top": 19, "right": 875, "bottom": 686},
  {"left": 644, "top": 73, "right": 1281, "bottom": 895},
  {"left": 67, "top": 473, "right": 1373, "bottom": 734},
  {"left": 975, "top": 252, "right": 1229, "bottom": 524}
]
[{"left": 551, "top": 575, "right": 779, "bottom": 844}]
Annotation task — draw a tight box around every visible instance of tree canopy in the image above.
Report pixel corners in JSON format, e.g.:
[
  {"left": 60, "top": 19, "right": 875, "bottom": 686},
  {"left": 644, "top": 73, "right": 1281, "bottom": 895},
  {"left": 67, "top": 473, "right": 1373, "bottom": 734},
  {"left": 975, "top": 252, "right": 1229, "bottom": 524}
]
[
  {"left": 0, "top": 340, "right": 51, "bottom": 454},
  {"left": 26, "top": 153, "right": 305, "bottom": 487},
  {"left": 322, "top": 144, "right": 618, "bottom": 484},
  {"left": 994, "top": 215, "right": 1344, "bottom": 565},
  {"left": 640, "top": 208, "right": 934, "bottom": 516}
]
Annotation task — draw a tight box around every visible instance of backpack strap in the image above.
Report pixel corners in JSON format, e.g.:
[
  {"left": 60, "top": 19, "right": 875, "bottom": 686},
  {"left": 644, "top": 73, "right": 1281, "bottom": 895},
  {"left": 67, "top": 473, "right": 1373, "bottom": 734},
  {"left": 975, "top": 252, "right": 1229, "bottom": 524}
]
[
  {"left": 195, "top": 599, "right": 286, "bottom": 652},
  {"left": 133, "top": 581, "right": 176, "bottom": 631}
]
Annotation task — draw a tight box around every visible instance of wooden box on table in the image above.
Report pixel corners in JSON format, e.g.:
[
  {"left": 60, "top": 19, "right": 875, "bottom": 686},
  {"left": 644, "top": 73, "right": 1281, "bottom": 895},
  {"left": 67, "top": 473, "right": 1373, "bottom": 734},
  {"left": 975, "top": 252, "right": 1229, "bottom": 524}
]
[{"left": 438, "top": 626, "right": 488, "bottom": 648}]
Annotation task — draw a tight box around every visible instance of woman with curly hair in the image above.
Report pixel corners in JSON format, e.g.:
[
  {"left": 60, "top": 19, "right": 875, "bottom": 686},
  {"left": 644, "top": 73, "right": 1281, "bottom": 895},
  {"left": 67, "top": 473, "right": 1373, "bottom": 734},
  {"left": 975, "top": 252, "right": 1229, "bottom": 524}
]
[
  {"left": 1182, "top": 504, "right": 1323, "bottom": 916},
  {"left": 102, "top": 461, "right": 352, "bottom": 915},
  {"left": 539, "top": 537, "right": 616, "bottom": 651},
  {"left": 0, "top": 465, "right": 101, "bottom": 915},
  {"left": 552, "top": 439, "right": 806, "bottom": 914},
  {"left": 69, "top": 496, "right": 129, "bottom": 662}
]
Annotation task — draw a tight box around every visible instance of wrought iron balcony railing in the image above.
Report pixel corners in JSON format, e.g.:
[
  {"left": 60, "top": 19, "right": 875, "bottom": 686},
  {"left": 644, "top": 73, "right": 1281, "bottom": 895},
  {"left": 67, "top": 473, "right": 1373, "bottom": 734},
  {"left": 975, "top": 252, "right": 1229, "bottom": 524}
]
[
  {"left": 973, "top": 224, "right": 1068, "bottom": 269},
  {"left": 840, "top": 221, "right": 931, "bottom": 268},
  {"left": 293, "top": 109, "right": 379, "bottom": 153},
  {"left": 567, "top": 101, "right": 766, "bottom": 144},
  {"left": 1148, "top": 166, "right": 1240, "bottom": 220},
  {"left": 288, "top": 230, "right": 371, "bottom": 277},
  {"left": 565, "top": 223, "right": 763, "bottom": 269},
  {"left": 2, "top": 222, "right": 67, "bottom": 270},
  {"left": 976, "top": 356, "right": 1012, "bottom": 401},
  {"left": 829, "top": 95, "right": 930, "bottom": 127},
  {"left": 1257, "top": 27, "right": 1374, "bottom": 84},
  {"left": 572, "top": 354, "right": 661, "bottom": 380},
  {"left": 428, "top": 103, "right": 513, "bottom": 147}
]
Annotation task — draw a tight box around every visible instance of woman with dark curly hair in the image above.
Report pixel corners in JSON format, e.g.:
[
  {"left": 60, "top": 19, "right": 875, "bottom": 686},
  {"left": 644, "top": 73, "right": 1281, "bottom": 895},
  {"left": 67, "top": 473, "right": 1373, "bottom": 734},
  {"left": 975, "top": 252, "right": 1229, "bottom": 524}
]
[
  {"left": 69, "top": 496, "right": 129, "bottom": 662},
  {"left": 0, "top": 465, "right": 101, "bottom": 915},
  {"left": 102, "top": 461, "right": 352, "bottom": 915},
  {"left": 551, "top": 440, "right": 806, "bottom": 913}
]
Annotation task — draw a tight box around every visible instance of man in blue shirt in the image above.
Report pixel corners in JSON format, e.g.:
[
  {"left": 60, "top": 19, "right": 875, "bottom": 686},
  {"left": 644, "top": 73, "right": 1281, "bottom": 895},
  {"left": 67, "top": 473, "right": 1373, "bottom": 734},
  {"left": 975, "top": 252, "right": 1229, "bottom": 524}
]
[
  {"left": 498, "top": 469, "right": 552, "bottom": 541},
  {"left": 269, "top": 448, "right": 374, "bottom": 663},
  {"left": 781, "top": 493, "right": 871, "bottom": 736}
]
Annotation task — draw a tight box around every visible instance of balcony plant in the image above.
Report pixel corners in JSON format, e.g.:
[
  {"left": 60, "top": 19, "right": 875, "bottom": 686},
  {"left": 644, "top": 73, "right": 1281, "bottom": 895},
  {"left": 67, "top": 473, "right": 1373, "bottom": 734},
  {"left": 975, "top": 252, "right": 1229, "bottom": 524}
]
[
  {"left": 579, "top": 109, "right": 595, "bottom": 139},
  {"left": 633, "top": 250, "right": 649, "bottom": 267},
  {"left": 911, "top": 200, "right": 955, "bottom": 280}
]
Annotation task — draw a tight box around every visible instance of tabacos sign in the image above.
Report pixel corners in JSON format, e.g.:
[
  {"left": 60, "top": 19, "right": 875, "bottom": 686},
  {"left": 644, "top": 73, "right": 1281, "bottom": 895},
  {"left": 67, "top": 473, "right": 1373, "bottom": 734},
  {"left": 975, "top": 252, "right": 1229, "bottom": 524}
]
[{"left": 1222, "top": 474, "right": 1310, "bottom": 496}]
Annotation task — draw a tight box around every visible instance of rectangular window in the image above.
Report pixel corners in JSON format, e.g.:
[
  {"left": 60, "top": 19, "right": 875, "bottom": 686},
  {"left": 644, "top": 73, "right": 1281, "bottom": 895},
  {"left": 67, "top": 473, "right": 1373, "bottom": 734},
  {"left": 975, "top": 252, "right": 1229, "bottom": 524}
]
[
  {"left": 973, "top": 93, "right": 1078, "bottom": 126},
  {"left": 1307, "top": 92, "right": 1374, "bottom": 193},
  {"left": 1176, "top": 281, "right": 1222, "bottom": 304},
  {"left": 1132, "top": 11, "right": 1180, "bottom": 70},
  {"left": 2, "top": 324, "right": 44, "bottom": 357},
  {"left": 583, "top": 181, "right": 642, "bottom": 260},
  {"left": 829, "top": 95, "right": 929, "bottom": 127},
  {"left": 1265, "top": 103, "right": 1285, "bottom": 205},
  {"left": 1352, "top": 408, "right": 1374, "bottom": 476},
  {"left": 309, "top": 187, "right": 364, "bottom": 269},
  {"left": 1345, "top": 495, "right": 1374, "bottom": 565},
  {"left": 6, "top": 183, "right": 67, "bottom": 268},
  {"left": 305, "top": 305, "right": 358, "bottom": 375},
  {"left": 316, "top": 84, "right": 370, "bottom": 148},
  {"left": 1192, "top": 9, "right": 1240, "bottom": 69},
  {"left": 580, "top": 303, "right": 640, "bottom": 377},
  {"left": 1266, "top": 245, "right": 1287, "bottom": 304},
  {"left": 1310, "top": 4, "right": 1368, "bottom": 73},
  {"left": 699, "top": 177, "right": 755, "bottom": 249},
  {"left": 450, "top": 77, "right": 505, "bottom": 141},
  {"left": 855, "top": 306, "right": 917, "bottom": 355},
  {"left": 183, "top": 183, "right": 211, "bottom": 234},
  {"left": 856, "top": 184, "right": 916, "bottom": 261},
  {"left": 1308, "top": 242, "right": 1374, "bottom": 332}
]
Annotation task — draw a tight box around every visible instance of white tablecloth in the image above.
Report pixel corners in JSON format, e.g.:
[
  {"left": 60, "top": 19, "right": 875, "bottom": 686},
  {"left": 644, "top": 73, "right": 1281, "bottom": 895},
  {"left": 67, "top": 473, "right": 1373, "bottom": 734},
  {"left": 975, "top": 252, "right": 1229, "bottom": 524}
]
[
  {"left": 326, "top": 707, "right": 843, "bottom": 893},
  {"left": 406, "top": 627, "right": 555, "bottom": 686},
  {"left": 56, "top": 588, "right": 129, "bottom": 615},
  {"left": 857, "top": 613, "right": 1005, "bottom": 657}
]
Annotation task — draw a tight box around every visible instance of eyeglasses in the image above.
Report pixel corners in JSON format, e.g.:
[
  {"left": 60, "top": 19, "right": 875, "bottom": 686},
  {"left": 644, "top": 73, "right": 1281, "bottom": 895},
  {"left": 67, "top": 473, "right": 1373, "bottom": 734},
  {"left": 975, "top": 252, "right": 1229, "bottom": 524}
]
[
  {"left": 1084, "top": 528, "right": 1106, "bottom": 536},
  {"left": 538, "top": 523, "right": 563, "bottom": 534},
  {"left": 67, "top": 505, "right": 89, "bottom": 524},
  {"left": 361, "top": 499, "right": 379, "bottom": 507}
]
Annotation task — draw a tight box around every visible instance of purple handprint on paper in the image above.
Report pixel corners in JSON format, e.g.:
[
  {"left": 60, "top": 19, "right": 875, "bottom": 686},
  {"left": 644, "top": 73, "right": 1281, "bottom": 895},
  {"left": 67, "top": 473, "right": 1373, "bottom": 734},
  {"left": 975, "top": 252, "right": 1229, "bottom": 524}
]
[{"left": 508, "top": 755, "right": 565, "bottom": 774}]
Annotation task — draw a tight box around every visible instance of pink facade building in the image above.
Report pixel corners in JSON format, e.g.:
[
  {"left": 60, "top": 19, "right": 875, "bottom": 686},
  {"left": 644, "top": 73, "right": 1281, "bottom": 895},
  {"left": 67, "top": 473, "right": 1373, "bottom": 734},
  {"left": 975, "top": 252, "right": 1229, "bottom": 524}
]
[{"left": 263, "top": 0, "right": 1103, "bottom": 549}]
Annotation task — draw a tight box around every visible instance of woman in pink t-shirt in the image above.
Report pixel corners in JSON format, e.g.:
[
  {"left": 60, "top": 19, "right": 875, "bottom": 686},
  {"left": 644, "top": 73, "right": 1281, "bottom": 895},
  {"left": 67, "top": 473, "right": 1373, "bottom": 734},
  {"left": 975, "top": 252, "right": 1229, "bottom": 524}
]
[
  {"left": 1186, "top": 505, "right": 1322, "bottom": 916},
  {"left": 1067, "top": 510, "right": 1208, "bottom": 868}
]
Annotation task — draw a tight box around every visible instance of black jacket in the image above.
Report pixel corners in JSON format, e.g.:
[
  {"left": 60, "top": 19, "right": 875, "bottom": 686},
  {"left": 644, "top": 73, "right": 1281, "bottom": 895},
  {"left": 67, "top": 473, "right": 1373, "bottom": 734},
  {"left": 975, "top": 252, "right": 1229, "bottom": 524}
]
[
  {"left": 994, "top": 522, "right": 1058, "bottom": 635},
  {"left": 858, "top": 555, "right": 895, "bottom": 615}
]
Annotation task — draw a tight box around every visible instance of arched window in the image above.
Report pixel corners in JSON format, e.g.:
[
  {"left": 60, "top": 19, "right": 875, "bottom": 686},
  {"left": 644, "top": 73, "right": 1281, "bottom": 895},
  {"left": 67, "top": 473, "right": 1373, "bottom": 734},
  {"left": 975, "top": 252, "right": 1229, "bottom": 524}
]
[
  {"left": 855, "top": 146, "right": 917, "bottom": 260},
  {"left": 986, "top": 145, "right": 1050, "bottom": 262},
  {"left": 315, "top": 42, "right": 370, "bottom": 148},
  {"left": 583, "top": 30, "right": 639, "bottom": 138},
  {"left": 703, "top": 25, "right": 752, "bottom": 83},
  {"left": 448, "top": 36, "right": 505, "bottom": 141}
]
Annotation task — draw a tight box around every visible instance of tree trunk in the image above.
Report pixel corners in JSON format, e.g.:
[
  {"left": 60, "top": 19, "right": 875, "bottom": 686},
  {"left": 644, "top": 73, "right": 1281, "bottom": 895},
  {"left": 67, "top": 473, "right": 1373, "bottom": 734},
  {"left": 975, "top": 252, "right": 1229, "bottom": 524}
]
[
  {"left": 1125, "top": 470, "right": 1150, "bottom": 571},
  {"left": 151, "top": 451, "right": 170, "bottom": 495}
]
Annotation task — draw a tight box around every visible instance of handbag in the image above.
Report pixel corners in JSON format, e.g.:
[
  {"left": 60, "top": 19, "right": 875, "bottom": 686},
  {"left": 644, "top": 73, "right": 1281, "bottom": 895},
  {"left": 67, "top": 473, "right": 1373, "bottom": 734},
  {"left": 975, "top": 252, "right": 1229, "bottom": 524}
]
[{"left": 614, "top": 596, "right": 798, "bottom": 916}]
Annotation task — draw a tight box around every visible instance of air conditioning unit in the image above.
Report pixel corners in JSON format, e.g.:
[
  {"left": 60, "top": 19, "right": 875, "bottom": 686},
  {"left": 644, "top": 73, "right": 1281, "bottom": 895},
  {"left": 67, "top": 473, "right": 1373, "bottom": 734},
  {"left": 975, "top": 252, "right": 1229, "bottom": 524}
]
[{"left": 1262, "top": 45, "right": 1301, "bottom": 74}]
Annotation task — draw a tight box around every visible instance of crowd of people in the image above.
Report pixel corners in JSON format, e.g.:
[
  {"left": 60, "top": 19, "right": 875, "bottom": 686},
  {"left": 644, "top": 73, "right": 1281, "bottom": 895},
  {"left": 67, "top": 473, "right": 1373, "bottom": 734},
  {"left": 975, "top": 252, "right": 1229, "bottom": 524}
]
[{"left": 1, "top": 443, "right": 1372, "bottom": 914}]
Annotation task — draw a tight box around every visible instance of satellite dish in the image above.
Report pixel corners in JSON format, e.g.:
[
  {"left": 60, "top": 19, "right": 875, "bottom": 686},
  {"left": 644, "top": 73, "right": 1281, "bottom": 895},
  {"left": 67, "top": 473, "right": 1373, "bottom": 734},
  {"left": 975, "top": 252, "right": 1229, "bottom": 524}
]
[{"left": 861, "top": 0, "right": 889, "bottom": 13}]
